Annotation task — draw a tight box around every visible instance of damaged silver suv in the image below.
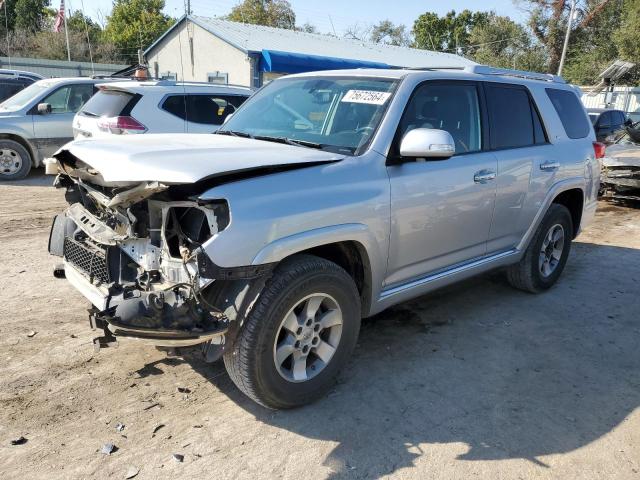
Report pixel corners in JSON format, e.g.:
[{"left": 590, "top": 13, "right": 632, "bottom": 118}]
[{"left": 48, "top": 66, "right": 601, "bottom": 408}]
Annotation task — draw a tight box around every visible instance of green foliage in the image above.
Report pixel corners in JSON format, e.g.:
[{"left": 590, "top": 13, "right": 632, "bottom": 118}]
[
  {"left": 227, "top": 0, "right": 296, "bottom": 29},
  {"left": 103, "top": 0, "right": 174, "bottom": 63},
  {"left": 467, "top": 13, "right": 546, "bottom": 72},
  {"left": 412, "top": 10, "right": 489, "bottom": 52},
  {"left": 370, "top": 20, "right": 410, "bottom": 47},
  {"left": 14, "top": 0, "right": 50, "bottom": 33}
]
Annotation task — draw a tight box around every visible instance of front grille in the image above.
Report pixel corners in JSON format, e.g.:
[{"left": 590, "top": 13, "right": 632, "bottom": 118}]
[{"left": 64, "top": 237, "right": 110, "bottom": 284}]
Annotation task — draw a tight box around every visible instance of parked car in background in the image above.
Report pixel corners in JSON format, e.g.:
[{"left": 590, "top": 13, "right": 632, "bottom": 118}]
[
  {"left": 587, "top": 108, "right": 631, "bottom": 143},
  {"left": 48, "top": 65, "right": 600, "bottom": 408},
  {"left": 0, "top": 69, "right": 44, "bottom": 103},
  {"left": 0, "top": 77, "right": 126, "bottom": 180},
  {"left": 599, "top": 125, "right": 640, "bottom": 201},
  {"left": 73, "top": 81, "right": 251, "bottom": 139}
]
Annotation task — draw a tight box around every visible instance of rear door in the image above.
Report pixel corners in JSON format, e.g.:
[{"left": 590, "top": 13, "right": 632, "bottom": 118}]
[
  {"left": 484, "top": 82, "right": 552, "bottom": 253},
  {"left": 31, "top": 83, "right": 95, "bottom": 157}
]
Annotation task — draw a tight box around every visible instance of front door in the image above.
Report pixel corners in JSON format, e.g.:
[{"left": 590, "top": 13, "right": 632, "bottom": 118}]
[
  {"left": 385, "top": 81, "right": 497, "bottom": 288},
  {"left": 32, "top": 83, "right": 94, "bottom": 159}
]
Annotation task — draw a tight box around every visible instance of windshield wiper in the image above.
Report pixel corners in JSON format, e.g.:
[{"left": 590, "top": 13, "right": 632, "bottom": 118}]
[
  {"left": 253, "top": 135, "right": 324, "bottom": 150},
  {"left": 216, "top": 130, "right": 254, "bottom": 139}
]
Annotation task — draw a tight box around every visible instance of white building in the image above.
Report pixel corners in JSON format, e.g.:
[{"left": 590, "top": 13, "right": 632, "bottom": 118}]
[{"left": 144, "top": 15, "right": 474, "bottom": 88}]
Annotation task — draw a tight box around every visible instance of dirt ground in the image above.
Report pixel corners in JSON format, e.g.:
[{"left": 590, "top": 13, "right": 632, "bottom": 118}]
[{"left": 0, "top": 172, "right": 639, "bottom": 480}]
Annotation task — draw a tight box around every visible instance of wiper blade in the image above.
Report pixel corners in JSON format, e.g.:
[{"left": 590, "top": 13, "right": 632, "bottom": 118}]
[
  {"left": 216, "top": 130, "right": 254, "bottom": 139},
  {"left": 254, "top": 135, "right": 324, "bottom": 150}
]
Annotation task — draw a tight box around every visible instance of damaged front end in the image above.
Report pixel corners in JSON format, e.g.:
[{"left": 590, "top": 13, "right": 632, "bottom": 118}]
[
  {"left": 600, "top": 142, "right": 640, "bottom": 202},
  {"left": 48, "top": 153, "right": 270, "bottom": 356}
]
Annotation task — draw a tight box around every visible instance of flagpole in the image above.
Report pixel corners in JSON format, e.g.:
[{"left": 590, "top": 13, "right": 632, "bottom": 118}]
[{"left": 63, "top": 0, "right": 70, "bottom": 61}]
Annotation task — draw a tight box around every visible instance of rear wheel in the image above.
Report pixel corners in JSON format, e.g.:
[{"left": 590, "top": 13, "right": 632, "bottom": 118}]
[
  {"left": 223, "top": 255, "right": 361, "bottom": 409},
  {"left": 506, "top": 203, "right": 573, "bottom": 293},
  {"left": 0, "top": 140, "right": 31, "bottom": 180}
]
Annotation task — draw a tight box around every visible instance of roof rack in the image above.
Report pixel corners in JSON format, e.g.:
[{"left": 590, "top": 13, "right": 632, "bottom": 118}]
[
  {"left": 402, "top": 64, "right": 566, "bottom": 83},
  {"left": 464, "top": 65, "right": 566, "bottom": 84},
  {"left": 152, "top": 79, "right": 253, "bottom": 90}
]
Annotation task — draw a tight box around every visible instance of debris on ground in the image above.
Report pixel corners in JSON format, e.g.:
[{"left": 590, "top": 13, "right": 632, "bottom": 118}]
[
  {"left": 10, "top": 436, "right": 28, "bottom": 445},
  {"left": 172, "top": 453, "right": 184, "bottom": 463},
  {"left": 27, "top": 331, "right": 37, "bottom": 338},
  {"left": 142, "top": 402, "right": 161, "bottom": 411},
  {"left": 125, "top": 466, "right": 139, "bottom": 479},
  {"left": 115, "top": 423, "right": 125, "bottom": 432},
  {"left": 177, "top": 387, "right": 191, "bottom": 394},
  {"left": 101, "top": 443, "right": 116, "bottom": 455},
  {"left": 151, "top": 424, "right": 165, "bottom": 437}
]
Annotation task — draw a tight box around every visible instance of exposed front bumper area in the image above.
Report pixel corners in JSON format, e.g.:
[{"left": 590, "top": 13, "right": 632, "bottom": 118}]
[{"left": 65, "top": 260, "right": 228, "bottom": 347}]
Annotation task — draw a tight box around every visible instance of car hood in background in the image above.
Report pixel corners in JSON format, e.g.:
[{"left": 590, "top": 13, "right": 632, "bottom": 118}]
[
  {"left": 602, "top": 143, "right": 640, "bottom": 168},
  {"left": 54, "top": 134, "right": 345, "bottom": 184}
]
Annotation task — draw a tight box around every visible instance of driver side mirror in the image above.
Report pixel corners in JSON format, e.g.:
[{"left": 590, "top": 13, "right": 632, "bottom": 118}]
[
  {"left": 399, "top": 128, "right": 455, "bottom": 160},
  {"left": 37, "top": 103, "right": 52, "bottom": 115}
]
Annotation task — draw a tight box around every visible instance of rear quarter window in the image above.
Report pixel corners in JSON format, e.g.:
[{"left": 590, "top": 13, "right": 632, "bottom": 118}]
[
  {"left": 545, "top": 88, "right": 591, "bottom": 139},
  {"left": 80, "top": 89, "right": 137, "bottom": 117}
]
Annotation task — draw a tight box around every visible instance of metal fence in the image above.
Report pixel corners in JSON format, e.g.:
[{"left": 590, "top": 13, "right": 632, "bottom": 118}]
[
  {"left": 581, "top": 86, "right": 640, "bottom": 122},
  {"left": 0, "top": 56, "right": 129, "bottom": 78}
]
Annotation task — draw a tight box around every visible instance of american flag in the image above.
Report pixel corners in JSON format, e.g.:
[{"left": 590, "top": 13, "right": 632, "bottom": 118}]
[{"left": 54, "top": 0, "right": 65, "bottom": 33}]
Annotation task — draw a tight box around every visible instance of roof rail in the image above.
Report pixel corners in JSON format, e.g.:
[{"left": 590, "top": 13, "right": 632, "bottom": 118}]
[
  {"left": 153, "top": 79, "right": 253, "bottom": 90},
  {"left": 465, "top": 65, "right": 566, "bottom": 84}
]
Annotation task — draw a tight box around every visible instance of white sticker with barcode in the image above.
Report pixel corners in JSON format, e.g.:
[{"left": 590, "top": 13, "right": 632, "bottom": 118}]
[{"left": 341, "top": 90, "right": 391, "bottom": 105}]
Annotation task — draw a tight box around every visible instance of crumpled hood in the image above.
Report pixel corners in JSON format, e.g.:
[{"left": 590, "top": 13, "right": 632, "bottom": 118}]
[
  {"left": 603, "top": 144, "right": 640, "bottom": 168},
  {"left": 55, "top": 133, "right": 345, "bottom": 184}
]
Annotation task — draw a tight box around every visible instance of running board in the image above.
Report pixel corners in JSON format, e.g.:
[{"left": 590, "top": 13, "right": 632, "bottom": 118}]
[{"left": 378, "top": 249, "right": 519, "bottom": 306}]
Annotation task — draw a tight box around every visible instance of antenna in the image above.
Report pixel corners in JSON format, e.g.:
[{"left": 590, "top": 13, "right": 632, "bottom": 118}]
[{"left": 80, "top": 0, "right": 94, "bottom": 75}]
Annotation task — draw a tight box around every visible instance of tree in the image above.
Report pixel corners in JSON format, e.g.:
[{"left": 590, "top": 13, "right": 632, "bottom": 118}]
[
  {"left": 14, "top": 0, "right": 50, "bottom": 33},
  {"left": 614, "top": 0, "right": 640, "bottom": 76},
  {"left": 516, "top": 0, "right": 615, "bottom": 74},
  {"left": 370, "top": 20, "right": 410, "bottom": 47},
  {"left": 298, "top": 22, "right": 318, "bottom": 34},
  {"left": 103, "top": 0, "right": 174, "bottom": 63},
  {"left": 227, "top": 0, "right": 296, "bottom": 29},
  {"left": 412, "top": 10, "right": 489, "bottom": 52},
  {"left": 467, "top": 13, "right": 546, "bottom": 72}
]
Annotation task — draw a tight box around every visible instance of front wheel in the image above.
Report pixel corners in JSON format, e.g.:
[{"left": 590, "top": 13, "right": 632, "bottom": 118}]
[
  {"left": 0, "top": 139, "right": 31, "bottom": 180},
  {"left": 506, "top": 203, "right": 573, "bottom": 293},
  {"left": 223, "top": 255, "right": 361, "bottom": 409}
]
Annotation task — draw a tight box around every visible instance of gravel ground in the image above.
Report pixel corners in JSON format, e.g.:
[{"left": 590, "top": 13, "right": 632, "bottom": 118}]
[{"left": 0, "top": 172, "right": 639, "bottom": 480}]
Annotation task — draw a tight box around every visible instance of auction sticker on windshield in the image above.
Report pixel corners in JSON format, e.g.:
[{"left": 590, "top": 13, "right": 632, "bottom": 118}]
[{"left": 341, "top": 90, "right": 392, "bottom": 105}]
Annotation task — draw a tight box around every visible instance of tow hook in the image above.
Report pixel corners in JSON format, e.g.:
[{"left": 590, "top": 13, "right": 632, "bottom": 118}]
[{"left": 89, "top": 308, "right": 117, "bottom": 351}]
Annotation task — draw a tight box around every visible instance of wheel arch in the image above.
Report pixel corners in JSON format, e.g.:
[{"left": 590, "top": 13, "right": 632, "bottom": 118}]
[
  {"left": 251, "top": 224, "right": 379, "bottom": 316},
  {"left": 552, "top": 188, "right": 584, "bottom": 238}
]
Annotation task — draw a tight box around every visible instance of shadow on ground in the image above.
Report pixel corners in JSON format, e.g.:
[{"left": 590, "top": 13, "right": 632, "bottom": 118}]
[
  {"left": 183, "top": 241, "right": 640, "bottom": 479},
  {"left": 2, "top": 169, "right": 51, "bottom": 187}
]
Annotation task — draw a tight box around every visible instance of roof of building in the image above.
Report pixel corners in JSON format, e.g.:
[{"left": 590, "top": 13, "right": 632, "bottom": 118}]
[{"left": 145, "top": 15, "right": 474, "bottom": 69}]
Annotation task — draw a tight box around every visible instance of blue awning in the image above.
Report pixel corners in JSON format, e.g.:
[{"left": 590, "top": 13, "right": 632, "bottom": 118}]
[{"left": 259, "top": 50, "right": 390, "bottom": 74}]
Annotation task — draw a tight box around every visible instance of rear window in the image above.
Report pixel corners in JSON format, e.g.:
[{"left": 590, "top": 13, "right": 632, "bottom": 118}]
[
  {"left": 545, "top": 88, "right": 590, "bottom": 139},
  {"left": 0, "top": 80, "right": 30, "bottom": 103},
  {"left": 162, "top": 94, "right": 247, "bottom": 125},
  {"left": 485, "top": 84, "right": 547, "bottom": 149},
  {"left": 80, "top": 89, "right": 136, "bottom": 117}
]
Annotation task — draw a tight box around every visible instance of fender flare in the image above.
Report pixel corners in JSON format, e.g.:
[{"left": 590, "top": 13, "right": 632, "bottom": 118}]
[{"left": 517, "top": 177, "right": 585, "bottom": 253}]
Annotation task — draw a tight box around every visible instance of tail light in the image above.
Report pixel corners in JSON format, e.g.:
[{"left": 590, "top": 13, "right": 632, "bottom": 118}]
[
  {"left": 593, "top": 141, "right": 606, "bottom": 159},
  {"left": 98, "top": 116, "right": 147, "bottom": 135}
]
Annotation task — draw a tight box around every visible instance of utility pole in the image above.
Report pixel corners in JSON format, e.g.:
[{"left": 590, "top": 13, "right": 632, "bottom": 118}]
[
  {"left": 557, "top": 0, "right": 577, "bottom": 76},
  {"left": 186, "top": 0, "right": 191, "bottom": 15},
  {"left": 63, "top": 0, "right": 71, "bottom": 61}
]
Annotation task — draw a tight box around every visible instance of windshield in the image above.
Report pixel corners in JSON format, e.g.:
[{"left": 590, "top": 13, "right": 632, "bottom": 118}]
[
  {"left": 0, "top": 82, "right": 48, "bottom": 111},
  {"left": 219, "top": 76, "right": 398, "bottom": 154}
]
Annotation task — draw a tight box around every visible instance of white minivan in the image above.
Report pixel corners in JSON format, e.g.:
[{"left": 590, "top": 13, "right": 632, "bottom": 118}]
[{"left": 73, "top": 80, "right": 251, "bottom": 138}]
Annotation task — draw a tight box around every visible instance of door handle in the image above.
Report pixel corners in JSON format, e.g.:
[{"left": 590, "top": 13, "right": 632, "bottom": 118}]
[
  {"left": 540, "top": 161, "right": 560, "bottom": 171},
  {"left": 474, "top": 169, "right": 496, "bottom": 183}
]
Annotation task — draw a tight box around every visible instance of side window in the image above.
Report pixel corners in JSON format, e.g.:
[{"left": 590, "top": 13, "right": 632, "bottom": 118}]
[
  {"left": 163, "top": 95, "right": 248, "bottom": 125},
  {"left": 485, "top": 85, "right": 536, "bottom": 149},
  {"left": 42, "top": 84, "right": 94, "bottom": 113},
  {"left": 598, "top": 111, "right": 611, "bottom": 127},
  {"left": 545, "top": 88, "right": 591, "bottom": 139},
  {"left": 614, "top": 111, "right": 626, "bottom": 127},
  {"left": 399, "top": 83, "right": 482, "bottom": 154}
]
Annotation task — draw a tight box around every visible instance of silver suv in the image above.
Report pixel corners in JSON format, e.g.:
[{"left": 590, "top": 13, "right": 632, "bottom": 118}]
[
  {"left": 0, "top": 77, "right": 120, "bottom": 180},
  {"left": 48, "top": 66, "right": 601, "bottom": 408}
]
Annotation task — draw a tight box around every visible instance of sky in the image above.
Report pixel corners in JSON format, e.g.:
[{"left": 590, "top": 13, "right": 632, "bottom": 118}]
[{"left": 77, "top": 0, "right": 526, "bottom": 36}]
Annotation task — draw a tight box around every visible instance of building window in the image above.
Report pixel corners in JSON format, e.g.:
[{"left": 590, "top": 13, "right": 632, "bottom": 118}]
[
  {"left": 160, "top": 71, "right": 177, "bottom": 81},
  {"left": 207, "top": 71, "right": 228, "bottom": 84}
]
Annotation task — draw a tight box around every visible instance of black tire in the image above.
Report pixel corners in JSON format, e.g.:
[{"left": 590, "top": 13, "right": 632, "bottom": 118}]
[
  {"left": 223, "top": 254, "right": 361, "bottom": 409},
  {"left": 0, "top": 139, "right": 31, "bottom": 180},
  {"left": 506, "top": 203, "right": 573, "bottom": 293}
]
